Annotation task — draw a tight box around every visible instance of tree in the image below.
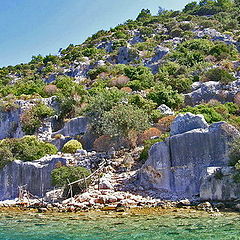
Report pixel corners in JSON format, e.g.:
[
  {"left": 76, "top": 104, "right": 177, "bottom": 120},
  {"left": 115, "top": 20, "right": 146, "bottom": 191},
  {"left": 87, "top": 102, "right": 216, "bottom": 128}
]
[
  {"left": 136, "top": 9, "right": 151, "bottom": 21},
  {"left": 51, "top": 166, "right": 90, "bottom": 187},
  {"left": 216, "top": 0, "right": 234, "bottom": 8},
  {"left": 100, "top": 103, "right": 150, "bottom": 140},
  {"left": 85, "top": 88, "right": 127, "bottom": 131},
  {"left": 183, "top": 1, "right": 198, "bottom": 12},
  {"left": 158, "top": 6, "right": 167, "bottom": 15}
]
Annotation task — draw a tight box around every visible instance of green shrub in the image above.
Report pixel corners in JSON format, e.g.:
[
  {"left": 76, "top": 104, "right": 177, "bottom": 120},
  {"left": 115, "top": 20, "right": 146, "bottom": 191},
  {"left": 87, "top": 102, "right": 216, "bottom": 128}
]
[
  {"left": 203, "top": 68, "right": 236, "bottom": 84},
  {"left": 180, "top": 102, "right": 240, "bottom": 124},
  {"left": 147, "top": 83, "right": 184, "bottom": 109},
  {"left": 100, "top": 103, "right": 150, "bottom": 139},
  {"left": 51, "top": 166, "right": 91, "bottom": 189},
  {"left": 21, "top": 103, "right": 55, "bottom": 135},
  {"left": 0, "top": 136, "right": 57, "bottom": 167},
  {"left": 85, "top": 88, "right": 127, "bottom": 131},
  {"left": 180, "top": 104, "right": 224, "bottom": 123},
  {"left": 0, "top": 146, "right": 14, "bottom": 169},
  {"left": 62, "top": 140, "right": 83, "bottom": 153},
  {"left": 229, "top": 137, "right": 240, "bottom": 166}
]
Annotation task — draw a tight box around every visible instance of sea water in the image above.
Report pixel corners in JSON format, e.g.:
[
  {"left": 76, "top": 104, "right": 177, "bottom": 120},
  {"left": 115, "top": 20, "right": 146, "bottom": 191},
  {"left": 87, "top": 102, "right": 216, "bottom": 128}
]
[{"left": 0, "top": 209, "right": 240, "bottom": 240}]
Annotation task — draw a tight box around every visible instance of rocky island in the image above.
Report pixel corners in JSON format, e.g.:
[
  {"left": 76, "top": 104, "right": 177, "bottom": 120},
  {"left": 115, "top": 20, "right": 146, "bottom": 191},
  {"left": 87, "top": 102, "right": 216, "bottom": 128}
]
[{"left": 1, "top": 0, "right": 240, "bottom": 217}]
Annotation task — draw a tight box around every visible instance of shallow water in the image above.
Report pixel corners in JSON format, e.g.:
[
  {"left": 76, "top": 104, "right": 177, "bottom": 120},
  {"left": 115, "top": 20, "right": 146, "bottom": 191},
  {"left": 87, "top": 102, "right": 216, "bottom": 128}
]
[{"left": 0, "top": 209, "right": 240, "bottom": 240}]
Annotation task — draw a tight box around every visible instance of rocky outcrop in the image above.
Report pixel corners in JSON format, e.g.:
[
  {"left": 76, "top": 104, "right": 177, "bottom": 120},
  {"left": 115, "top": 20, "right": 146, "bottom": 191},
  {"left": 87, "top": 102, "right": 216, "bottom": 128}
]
[
  {"left": 0, "top": 155, "right": 71, "bottom": 200},
  {"left": 139, "top": 113, "right": 240, "bottom": 199},
  {"left": 0, "top": 106, "right": 24, "bottom": 139},
  {"left": 200, "top": 167, "right": 240, "bottom": 201},
  {"left": 184, "top": 79, "right": 240, "bottom": 106},
  {"left": 0, "top": 97, "right": 59, "bottom": 140},
  {"left": 157, "top": 104, "right": 175, "bottom": 116},
  {"left": 52, "top": 117, "right": 88, "bottom": 137}
]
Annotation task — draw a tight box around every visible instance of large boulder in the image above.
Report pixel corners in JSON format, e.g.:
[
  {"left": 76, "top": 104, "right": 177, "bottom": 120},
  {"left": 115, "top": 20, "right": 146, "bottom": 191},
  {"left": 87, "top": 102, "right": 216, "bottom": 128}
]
[
  {"left": 170, "top": 112, "right": 208, "bottom": 136},
  {"left": 0, "top": 155, "right": 72, "bottom": 200},
  {"left": 139, "top": 113, "right": 240, "bottom": 199},
  {"left": 157, "top": 104, "right": 174, "bottom": 116}
]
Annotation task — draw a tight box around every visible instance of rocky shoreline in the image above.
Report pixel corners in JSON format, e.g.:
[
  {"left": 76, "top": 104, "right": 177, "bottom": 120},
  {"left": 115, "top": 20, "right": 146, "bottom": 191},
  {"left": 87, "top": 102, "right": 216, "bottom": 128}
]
[{"left": 1, "top": 195, "right": 240, "bottom": 214}]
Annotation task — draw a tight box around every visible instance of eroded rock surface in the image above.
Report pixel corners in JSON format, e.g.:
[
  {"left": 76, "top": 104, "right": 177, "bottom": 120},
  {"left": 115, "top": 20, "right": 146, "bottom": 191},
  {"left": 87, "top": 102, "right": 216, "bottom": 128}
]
[
  {"left": 200, "top": 167, "right": 240, "bottom": 201},
  {"left": 139, "top": 113, "right": 240, "bottom": 199},
  {"left": 0, "top": 155, "right": 70, "bottom": 200}
]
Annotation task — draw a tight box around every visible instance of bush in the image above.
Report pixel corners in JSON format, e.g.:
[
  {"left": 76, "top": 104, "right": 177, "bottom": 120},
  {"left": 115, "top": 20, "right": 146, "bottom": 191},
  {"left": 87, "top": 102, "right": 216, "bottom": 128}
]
[
  {"left": 100, "top": 104, "right": 150, "bottom": 141},
  {"left": 229, "top": 137, "right": 240, "bottom": 166},
  {"left": 155, "top": 115, "right": 176, "bottom": 133},
  {"left": 21, "top": 103, "right": 55, "bottom": 135},
  {"left": 0, "top": 146, "right": 14, "bottom": 169},
  {"left": 147, "top": 83, "right": 184, "bottom": 109},
  {"left": 139, "top": 135, "right": 168, "bottom": 162},
  {"left": 85, "top": 88, "right": 127, "bottom": 131},
  {"left": 203, "top": 68, "right": 236, "bottom": 84},
  {"left": 51, "top": 166, "right": 91, "bottom": 190},
  {"left": 137, "top": 128, "right": 161, "bottom": 145},
  {"left": 93, "top": 135, "right": 113, "bottom": 152},
  {"left": 62, "top": 140, "right": 83, "bottom": 153},
  {"left": 0, "top": 136, "right": 57, "bottom": 167},
  {"left": 43, "top": 84, "right": 58, "bottom": 96},
  {"left": 180, "top": 104, "right": 224, "bottom": 123},
  {"left": 180, "top": 102, "right": 239, "bottom": 123}
]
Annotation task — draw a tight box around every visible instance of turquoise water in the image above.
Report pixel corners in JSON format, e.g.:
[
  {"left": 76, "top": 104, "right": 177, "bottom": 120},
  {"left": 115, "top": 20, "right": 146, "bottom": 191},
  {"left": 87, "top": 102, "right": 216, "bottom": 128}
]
[{"left": 0, "top": 210, "right": 240, "bottom": 240}]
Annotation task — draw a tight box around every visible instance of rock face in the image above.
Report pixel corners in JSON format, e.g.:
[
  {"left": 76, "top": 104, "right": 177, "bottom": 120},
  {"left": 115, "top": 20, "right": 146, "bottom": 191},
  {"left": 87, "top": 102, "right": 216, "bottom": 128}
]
[
  {"left": 170, "top": 112, "right": 208, "bottom": 136},
  {"left": 0, "top": 106, "right": 24, "bottom": 140},
  {"left": 0, "top": 155, "right": 70, "bottom": 200},
  {"left": 184, "top": 80, "right": 240, "bottom": 106},
  {"left": 0, "top": 97, "right": 59, "bottom": 140},
  {"left": 200, "top": 167, "right": 240, "bottom": 201},
  {"left": 157, "top": 104, "right": 174, "bottom": 116},
  {"left": 52, "top": 117, "right": 88, "bottom": 137},
  {"left": 139, "top": 113, "right": 240, "bottom": 199}
]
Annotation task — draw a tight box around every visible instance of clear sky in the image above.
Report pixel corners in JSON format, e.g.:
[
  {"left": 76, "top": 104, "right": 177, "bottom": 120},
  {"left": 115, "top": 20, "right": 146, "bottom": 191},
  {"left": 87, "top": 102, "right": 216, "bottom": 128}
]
[{"left": 0, "top": 0, "right": 192, "bottom": 67}]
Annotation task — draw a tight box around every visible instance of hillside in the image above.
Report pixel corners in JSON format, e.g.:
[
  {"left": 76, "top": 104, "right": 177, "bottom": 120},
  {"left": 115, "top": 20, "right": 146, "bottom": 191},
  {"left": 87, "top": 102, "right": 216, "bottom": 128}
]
[{"left": 0, "top": 0, "right": 240, "bottom": 207}]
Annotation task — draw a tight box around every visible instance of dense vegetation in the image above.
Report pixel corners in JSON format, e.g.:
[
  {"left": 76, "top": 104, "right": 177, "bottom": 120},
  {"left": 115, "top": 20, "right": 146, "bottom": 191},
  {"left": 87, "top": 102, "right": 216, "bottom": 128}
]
[
  {"left": 0, "top": 136, "right": 57, "bottom": 168},
  {"left": 0, "top": 0, "right": 240, "bottom": 166}
]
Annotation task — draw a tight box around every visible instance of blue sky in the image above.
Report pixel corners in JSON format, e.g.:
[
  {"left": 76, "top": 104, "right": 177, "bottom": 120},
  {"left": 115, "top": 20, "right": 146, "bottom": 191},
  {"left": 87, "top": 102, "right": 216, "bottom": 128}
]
[{"left": 0, "top": 0, "right": 192, "bottom": 67}]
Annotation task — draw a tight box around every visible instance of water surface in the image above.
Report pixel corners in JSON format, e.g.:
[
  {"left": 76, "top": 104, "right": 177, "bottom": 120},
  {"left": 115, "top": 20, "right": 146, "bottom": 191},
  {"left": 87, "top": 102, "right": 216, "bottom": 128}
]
[{"left": 0, "top": 209, "right": 240, "bottom": 240}]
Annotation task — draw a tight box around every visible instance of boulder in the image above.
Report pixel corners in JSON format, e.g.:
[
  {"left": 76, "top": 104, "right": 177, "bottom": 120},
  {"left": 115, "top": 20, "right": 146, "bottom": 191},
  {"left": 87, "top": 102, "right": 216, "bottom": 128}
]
[
  {"left": 139, "top": 113, "right": 240, "bottom": 200},
  {"left": 157, "top": 104, "right": 175, "bottom": 116},
  {"left": 99, "top": 178, "right": 114, "bottom": 190},
  {"left": 170, "top": 113, "right": 208, "bottom": 136}
]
